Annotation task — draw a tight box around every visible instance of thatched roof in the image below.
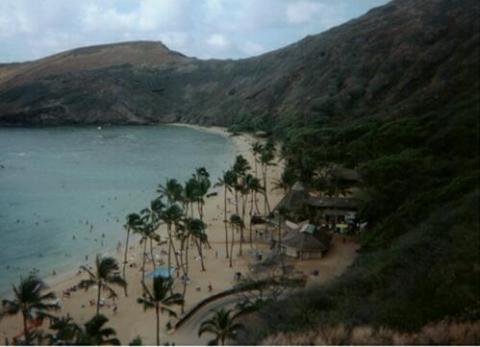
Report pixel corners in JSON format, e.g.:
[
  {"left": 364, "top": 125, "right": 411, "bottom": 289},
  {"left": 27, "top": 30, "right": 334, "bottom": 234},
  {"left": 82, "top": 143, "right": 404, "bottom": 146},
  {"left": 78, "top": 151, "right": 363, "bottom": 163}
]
[
  {"left": 274, "top": 181, "right": 307, "bottom": 211},
  {"left": 306, "top": 196, "right": 358, "bottom": 210},
  {"left": 283, "top": 230, "right": 331, "bottom": 252}
]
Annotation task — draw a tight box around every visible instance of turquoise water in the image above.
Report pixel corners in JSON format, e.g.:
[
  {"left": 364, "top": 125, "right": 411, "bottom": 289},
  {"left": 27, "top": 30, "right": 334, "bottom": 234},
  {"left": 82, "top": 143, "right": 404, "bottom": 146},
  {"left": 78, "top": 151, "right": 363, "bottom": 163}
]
[{"left": 0, "top": 126, "right": 233, "bottom": 294}]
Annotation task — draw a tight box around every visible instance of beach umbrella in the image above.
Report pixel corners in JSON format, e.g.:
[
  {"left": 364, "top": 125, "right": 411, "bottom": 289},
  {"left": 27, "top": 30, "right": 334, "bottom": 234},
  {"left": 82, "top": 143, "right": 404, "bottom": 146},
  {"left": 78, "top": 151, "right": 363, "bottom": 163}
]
[{"left": 146, "top": 266, "right": 176, "bottom": 279}]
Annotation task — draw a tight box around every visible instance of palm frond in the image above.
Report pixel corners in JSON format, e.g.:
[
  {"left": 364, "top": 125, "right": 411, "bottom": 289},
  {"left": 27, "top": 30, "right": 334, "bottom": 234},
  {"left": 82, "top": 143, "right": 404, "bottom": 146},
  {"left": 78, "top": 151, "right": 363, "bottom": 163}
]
[
  {"left": 105, "top": 275, "right": 127, "bottom": 288},
  {"left": 78, "top": 279, "right": 96, "bottom": 290},
  {"left": 102, "top": 284, "right": 118, "bottom": 299},
  {"left": 79, "top": 265, "right": 96, "bottom": 279},
  {"left": 137, "top": 297, "right": 155, "bottom": 311}
]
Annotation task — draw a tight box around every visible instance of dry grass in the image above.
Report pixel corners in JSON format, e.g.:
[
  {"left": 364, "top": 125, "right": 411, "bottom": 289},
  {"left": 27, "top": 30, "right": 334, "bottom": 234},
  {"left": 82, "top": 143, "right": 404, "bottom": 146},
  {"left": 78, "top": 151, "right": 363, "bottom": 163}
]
[{"left": 261, "top": 320, "right": 480, "bottom": 345}]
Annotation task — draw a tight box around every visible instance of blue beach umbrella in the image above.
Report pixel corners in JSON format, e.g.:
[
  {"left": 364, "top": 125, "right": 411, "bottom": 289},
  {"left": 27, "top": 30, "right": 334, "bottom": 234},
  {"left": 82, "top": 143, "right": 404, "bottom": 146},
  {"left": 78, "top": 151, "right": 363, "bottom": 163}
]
[{"left": 146, "top": 266, "right": 176, "bottom": 279}]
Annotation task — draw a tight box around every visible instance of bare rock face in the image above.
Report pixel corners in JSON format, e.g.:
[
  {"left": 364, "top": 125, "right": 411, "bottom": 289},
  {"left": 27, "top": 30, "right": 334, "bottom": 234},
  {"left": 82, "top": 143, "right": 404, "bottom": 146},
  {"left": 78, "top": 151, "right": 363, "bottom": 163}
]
[{"left": 0, "top": 0, "right": 478, "bottom": 127}]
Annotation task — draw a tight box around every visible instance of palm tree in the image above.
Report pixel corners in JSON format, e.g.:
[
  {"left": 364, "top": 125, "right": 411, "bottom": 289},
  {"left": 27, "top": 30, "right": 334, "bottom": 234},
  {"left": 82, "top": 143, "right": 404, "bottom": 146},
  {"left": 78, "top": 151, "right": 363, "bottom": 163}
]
[
  {"left": 186, "top": 218, "right": 208, "bottom": 271},
  {"left": 161, "top": 204, "right": 184, "bottom": 272},
  {"left": 251, "top": 142, "right": 263, "bottom": 179},
  {"left": 246, "top": 174, "right": 263, "bottom": 216},
  {"left": 140, "top": 204, "right": 162, "bottom": 274},
  {"left": 214, "top": 170, "right": 237, "bottom": 259},
  {"left": 46, "top": 315, "right": 81, "bottom": 345},
  {"left": 233, "top": 155, "right": 251, "bottom": 177},
  {"left": 245, "top": 174, "right": 263, "bottom": 246},
  {"left": 78, "top": 255, "right": 126, "bottom": 315},
  {"left": 76, "top": 314, "right": 121, "bottom": 345},
  {"left": 194, "top": 167, "right": 211, "bottom": 222},
  {"left": 2, "top": 276, "right": 59, "bottom": 345},
  {"left": 198, "top": 308, "right": 244, "bottom": 345},
  {"left": 233, "top": 155, "right": 251, "bottom": 216},
  {"left": 273, "top": 166, "right": 296, "bottom": 194},
  {"left": 122, "top": 213, "right": 142, "bottom": 296},
  {"left": 239, "top": 181, "right": 249, "bottom": 253},
  {"left": 229, "top": 214, "right": 244, "bottom": 263},
  {"left": 137, "top": 277, "right": 183, "bottom": 346},
  {"left": 137, "top": 209, "right": 160, "bottom": 282},
  {"left": 260, "top": 141, "right": 275, "bottom": 215},
  {"left": 184, "top": 177, "right": 199, "bottom": 218},
  {"left": 157, "top": 178, "right": 184, "bottom": 207}
]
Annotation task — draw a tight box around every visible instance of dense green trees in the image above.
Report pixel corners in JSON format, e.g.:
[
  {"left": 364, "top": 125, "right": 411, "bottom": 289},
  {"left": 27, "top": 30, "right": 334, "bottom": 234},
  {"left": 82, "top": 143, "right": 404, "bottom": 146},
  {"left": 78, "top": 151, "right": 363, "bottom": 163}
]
[{"left": 247, "top": 98, "right": 480, "bottom": 339}]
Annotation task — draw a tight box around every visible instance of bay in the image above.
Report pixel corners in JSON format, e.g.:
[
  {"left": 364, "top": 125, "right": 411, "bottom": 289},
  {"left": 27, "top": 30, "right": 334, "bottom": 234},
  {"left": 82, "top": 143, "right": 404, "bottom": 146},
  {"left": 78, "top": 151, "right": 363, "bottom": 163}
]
[{"left": 0, "top": 125, "right": 233, "bottom": 294}]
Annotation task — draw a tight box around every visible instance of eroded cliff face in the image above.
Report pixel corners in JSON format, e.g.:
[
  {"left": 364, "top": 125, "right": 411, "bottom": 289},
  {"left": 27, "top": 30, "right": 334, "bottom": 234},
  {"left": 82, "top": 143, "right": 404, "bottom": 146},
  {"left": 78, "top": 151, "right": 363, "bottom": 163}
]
[{"left": 0, "top": 0, "right": 478, "bottom": 127}]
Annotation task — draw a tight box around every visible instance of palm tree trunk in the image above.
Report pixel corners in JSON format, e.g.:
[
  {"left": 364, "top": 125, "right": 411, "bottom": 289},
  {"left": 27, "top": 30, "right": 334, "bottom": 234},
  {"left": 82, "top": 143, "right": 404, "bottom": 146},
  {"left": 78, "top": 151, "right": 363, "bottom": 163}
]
[
  {"left": 229, "top": 225, "right": 235, "bottom": 268},
  {"left": 181, "top": 278, "right": 187, "bottom": 314},
  {"left": 168, "top": 235, "right": 172, "bottom": 274},
  {"left": 234, "top": 190, "right": 239, "bottom": 215},
  {"left": 170, "top": 230, "right": 181, "bottom": 270},
  {"left": 254, "top": 191, "right": 261, "bottom": 215},
  {"left": 155, "top": 304, "right": 160, "bottom": 346},
  {"left": 22, "top": 311, "right": 29, "bottom": 345},
  {"left": 195, "top": 238, "right": 206, "bottom": 271},
  {"left": 263, "top": 165, "right": 268, "bottom": 215},
  {"left": 141, "top": 239, "right": 147, "bottom": 283},
  {"left": 150, "top": 237, "right": 156, "bottom": 271},
  {"left": 96, "top": 282, "right": 102, "bottom": 316},
  {"left": 122, "top": 229, "right": 130, "bottom": 296},
  {"left": 224, "top": 188, "right": 229, "bottom": 259},
  {"left": 197, "top": 202, "right": 202, "bottom": 222},
  {"left": 186, "top": 237, "right": 190, "bottom": 274},
  {"left": 179, "top": 238, "right": 186, "bottom": 275},
  {"left": 239, "top": 225, "right": 244, "bottom": 256},
  {"left": 249, "top": 193, "right": 254, "bottom": 247}
]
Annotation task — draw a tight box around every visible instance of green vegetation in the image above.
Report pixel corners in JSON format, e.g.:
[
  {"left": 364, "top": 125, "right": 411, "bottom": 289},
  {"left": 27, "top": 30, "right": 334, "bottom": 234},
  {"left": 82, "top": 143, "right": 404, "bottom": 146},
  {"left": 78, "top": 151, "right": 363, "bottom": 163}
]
[
  {"left": 78, "top": 255, "right": 127, "bottom": 316},
  {"left": 137, "top": 277, "right": 183, "bottom": 346},
  {"left": 245, "top": 93, "right": 480, "bottom": 340},
  {"left": 47, "top": 314, "right": 120, "bottom": 345},
  {"left": 2, "top": 276, "right": 59, "bottom": 345},
  {"left": 198, "top": 308, "right": 244, "bottom": 346}
]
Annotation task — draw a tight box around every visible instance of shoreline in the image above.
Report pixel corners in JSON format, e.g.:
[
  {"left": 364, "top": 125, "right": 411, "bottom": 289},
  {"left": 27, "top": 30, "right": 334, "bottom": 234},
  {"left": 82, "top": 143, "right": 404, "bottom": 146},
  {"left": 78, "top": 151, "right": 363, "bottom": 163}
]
[
  {"left": 0, "top": 124, "right": 236, "bottom": 297},
  {"left": 0, "top": 124, "right": 358, "bottom": 345},
  {"left": 0, "top": 125, "right": 281, "bottom": 344}
]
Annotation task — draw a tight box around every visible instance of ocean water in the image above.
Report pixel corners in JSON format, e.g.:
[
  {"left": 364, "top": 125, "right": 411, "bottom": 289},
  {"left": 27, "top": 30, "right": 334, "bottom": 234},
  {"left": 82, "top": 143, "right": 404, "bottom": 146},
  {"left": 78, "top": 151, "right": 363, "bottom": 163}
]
[{"left": 0, "top": 126, "right": 234, "bottom": 294}]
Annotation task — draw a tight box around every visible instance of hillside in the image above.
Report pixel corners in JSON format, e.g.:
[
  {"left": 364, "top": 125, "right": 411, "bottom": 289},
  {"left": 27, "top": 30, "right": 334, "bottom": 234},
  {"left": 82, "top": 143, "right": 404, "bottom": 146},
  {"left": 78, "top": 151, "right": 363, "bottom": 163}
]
[
  {"left": 0, "top": 0, "right": 479, "bottom": 343},
  {"left": 0, "top": 0, "right": 478, "bottom": 127}
]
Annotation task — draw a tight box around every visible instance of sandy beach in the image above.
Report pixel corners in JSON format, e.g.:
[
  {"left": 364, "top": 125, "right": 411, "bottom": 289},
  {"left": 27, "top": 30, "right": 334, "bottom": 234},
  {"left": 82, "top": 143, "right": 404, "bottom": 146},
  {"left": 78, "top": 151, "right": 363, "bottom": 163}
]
[{"left": 0, "top": 126, "right": 358, "bottom": 345}]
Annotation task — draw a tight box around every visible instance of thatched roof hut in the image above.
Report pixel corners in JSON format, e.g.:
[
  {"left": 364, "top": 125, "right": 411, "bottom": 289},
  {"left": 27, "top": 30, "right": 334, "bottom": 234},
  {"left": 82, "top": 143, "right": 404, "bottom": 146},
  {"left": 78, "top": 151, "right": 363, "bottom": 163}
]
[{"left": 283, "top": 228, "right": 332, "bottom": 259}]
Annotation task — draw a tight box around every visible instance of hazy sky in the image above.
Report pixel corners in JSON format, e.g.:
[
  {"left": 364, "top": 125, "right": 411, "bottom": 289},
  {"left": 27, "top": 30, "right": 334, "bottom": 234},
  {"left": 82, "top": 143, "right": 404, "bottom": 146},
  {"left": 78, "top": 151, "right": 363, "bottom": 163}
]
[{"left": 0, "top": 0, "right": 389, "bottom": 63}]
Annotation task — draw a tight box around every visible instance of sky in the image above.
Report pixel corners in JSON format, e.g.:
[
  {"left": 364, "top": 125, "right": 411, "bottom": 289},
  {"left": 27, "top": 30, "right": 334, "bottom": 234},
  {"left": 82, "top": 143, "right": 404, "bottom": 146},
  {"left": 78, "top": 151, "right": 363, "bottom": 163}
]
[{"left": 0, "top": 0, "right": 389, "bottom": 63}]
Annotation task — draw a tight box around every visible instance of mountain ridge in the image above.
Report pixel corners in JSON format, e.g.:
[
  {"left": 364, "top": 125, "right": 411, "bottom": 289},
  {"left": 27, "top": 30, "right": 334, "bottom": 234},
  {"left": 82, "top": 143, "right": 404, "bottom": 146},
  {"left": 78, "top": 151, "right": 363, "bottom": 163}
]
[{"left": 0, "top": 0, "right": 478, "bottom": 127}]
